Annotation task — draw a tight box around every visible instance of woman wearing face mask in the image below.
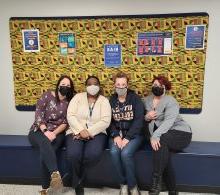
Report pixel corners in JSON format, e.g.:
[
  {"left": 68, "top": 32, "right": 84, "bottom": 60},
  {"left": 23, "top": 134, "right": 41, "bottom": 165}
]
[
  {"left": 28, "top": 75, "right": 75, "bottom": 195},
  {"left": 145, "top": 76, "right": 192, "bottom": 195},
  {"left": 109, "top": 72, "right": 144, "bottom": 195},
  {"left": 65, "top": 75, "right": 111, "bottom": 195}
]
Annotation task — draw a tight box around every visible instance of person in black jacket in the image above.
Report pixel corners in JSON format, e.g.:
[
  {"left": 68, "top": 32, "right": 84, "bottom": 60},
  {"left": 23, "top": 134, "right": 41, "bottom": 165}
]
[{"left": 109, "top": 72, "right": 144, "bottom": 195}]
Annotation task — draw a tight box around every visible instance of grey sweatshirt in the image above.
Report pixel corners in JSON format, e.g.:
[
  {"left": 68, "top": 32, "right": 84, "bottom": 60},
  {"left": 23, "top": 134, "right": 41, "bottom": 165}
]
[{"left": 145, "top": 95, "right": 192, "bottom": 140}]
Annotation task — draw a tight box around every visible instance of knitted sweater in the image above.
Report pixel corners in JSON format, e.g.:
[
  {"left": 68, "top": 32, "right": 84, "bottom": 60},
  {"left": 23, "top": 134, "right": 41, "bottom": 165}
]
[{"left": 66, "top": 92, "right": 111, "bottom": 136}]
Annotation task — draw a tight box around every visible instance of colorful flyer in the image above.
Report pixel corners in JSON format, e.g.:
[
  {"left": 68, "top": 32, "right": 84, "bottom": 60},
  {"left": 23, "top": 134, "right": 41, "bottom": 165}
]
[
  {"left": 22, "top": 29, "right": 40, "bottom": 52},
  {"left": 137, "top": 32, "right": 172, "bottom": 56},
  {"left": 59, "top": 33, "right": 75, "bottom": 55},
  {"left": 104, "top": 44, "right": 121, "bottom": 67},
  {"left": 185, "top": 25, "right": 206, "bottom": 50}
]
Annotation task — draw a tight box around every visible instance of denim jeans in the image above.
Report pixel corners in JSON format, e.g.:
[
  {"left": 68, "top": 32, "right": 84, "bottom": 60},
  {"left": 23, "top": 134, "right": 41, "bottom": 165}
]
[{"left": 109, "top": 135, "right": 143, "bottom": 189}]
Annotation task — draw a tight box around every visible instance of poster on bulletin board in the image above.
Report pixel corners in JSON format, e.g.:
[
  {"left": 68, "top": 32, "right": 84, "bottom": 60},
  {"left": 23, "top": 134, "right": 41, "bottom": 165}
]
[
  {"left": 137, "top": 32, "right": 172, "bottom": 56},
  {"left": 104, "top": 44, "right": 121, "bottom": 67},
  {"left": 59, "top": 33, "right": 76, "bottom": 55},
  {"left": 185, "top": 25, "right": 205, "bottom": 50},
  {"left": 22, "top": 29, "right": 40, "bottom": 52}
]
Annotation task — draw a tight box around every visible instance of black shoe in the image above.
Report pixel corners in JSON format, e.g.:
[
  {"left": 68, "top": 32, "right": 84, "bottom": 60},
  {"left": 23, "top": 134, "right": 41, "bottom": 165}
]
[
  {"left": 75, "top": 184, "right": 84, "bottom": 195},
  {"left": 130, "top": 186, "right": 141, "bottom": 195},
  {"left": 168, "top": 191, "right": 179, "bottom": 195},
  {"left": 149, "top": 173, "right": 162, "bottom": 195},
  {"left": 62, "top": 173, "right": 72, "bottom": 187}
]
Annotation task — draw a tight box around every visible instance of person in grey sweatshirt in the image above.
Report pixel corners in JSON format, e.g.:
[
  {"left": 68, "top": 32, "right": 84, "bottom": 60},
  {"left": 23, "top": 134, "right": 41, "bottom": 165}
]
[{"left": 145, "top": 75, "right": 192, "bottom": 195}]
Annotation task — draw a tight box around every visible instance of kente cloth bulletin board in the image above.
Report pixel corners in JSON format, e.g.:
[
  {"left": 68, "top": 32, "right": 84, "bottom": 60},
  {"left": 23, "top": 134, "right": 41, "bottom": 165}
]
[{"left": 10, "top": 12, "right": 209, "bottom": 113}]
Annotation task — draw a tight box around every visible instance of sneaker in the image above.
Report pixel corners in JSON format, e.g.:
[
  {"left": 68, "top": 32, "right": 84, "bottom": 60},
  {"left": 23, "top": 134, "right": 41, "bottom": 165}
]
[
  {"left": 50, "top": 171, "right": 63, "bottom": 190},
  {"left": 39, "top": 189, "right": 48, "bottom": 195},
  {"left": 120, "top": 185, "right": 129, "bottom": 195},
  {"left": 130, "top": 186, "right": 141, "bottom": 195}
]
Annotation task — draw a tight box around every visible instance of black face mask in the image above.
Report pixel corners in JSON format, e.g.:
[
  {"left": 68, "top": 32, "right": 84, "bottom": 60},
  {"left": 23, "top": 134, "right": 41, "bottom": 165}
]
[
  {"left": 152, "top": 86, "right": 164, "bottom": 96},
  {"left": 59, "top": 86, "right": 71, "bottom": 96}
]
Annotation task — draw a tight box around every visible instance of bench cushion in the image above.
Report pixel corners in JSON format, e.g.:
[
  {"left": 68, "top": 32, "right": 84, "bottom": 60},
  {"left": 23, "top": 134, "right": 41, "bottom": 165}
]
[{"left": 0, "top": 135, "right": 220, "bottom": 193}]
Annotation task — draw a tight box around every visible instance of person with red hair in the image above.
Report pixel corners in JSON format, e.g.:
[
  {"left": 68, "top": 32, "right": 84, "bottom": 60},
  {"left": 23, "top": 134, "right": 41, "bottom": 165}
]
[{"left": 145, "top": 76, "right": 192, "bottom": 195}]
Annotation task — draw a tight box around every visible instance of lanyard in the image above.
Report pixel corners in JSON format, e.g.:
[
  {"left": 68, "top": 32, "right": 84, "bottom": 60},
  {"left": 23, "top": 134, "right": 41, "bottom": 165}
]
[
  {"left": 88, "top": 97, "right": 98, "bottom": 118},
  {"left": 86, "top": 100, "right": 97, "bottom": 129},
  {"left": 89, "top": 102, "right": 95, "bottom": 117}
]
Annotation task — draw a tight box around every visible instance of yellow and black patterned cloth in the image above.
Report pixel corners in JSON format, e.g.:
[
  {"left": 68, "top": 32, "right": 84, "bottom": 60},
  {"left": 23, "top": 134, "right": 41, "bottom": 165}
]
[{"left": 9, "top": 13, "right": 209, "bottom": 113}]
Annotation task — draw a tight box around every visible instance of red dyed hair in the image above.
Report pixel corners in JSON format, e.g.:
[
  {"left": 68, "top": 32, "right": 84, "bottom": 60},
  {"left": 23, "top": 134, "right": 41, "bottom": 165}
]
[{"left": 152, "top": 75, "right": 171, "bottom": 90}]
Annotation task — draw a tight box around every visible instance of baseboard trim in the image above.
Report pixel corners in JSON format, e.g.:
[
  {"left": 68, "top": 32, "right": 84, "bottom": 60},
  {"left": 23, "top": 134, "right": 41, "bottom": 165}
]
[
  {"left": 0, "top": 178, "right": 220, "bottom": 193},
  {"left": 177, "top": 184, "right": 220, "bottom": 194}
]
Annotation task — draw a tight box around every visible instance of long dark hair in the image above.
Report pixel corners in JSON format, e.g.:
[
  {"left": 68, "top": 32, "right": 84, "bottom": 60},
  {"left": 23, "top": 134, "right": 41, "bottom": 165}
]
[{"left": 55, "top": 75, "right": 76, "bottom": 103}]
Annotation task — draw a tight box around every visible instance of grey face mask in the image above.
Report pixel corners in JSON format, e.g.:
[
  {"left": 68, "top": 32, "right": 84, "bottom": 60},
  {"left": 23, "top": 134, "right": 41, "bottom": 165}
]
[{"left": 115, "top": 87, "right": 127, "bottom": 96}]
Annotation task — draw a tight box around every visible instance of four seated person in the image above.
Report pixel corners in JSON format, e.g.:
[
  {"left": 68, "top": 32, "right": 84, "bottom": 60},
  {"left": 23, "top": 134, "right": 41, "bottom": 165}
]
[{"left": 27, "top": 72, "right": 191, "bottom": 195}]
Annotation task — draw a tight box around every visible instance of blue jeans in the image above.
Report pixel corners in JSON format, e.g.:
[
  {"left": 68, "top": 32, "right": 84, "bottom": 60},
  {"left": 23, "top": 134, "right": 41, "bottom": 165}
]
[{"left": 109, "top": 135, "right": 143, "bottom": 189}]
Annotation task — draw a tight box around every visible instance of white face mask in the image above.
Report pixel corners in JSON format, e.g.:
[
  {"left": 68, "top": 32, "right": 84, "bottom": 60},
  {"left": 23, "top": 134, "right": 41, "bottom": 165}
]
[{"left": 86, "top": 85, "right": 100, "bottom": 96}]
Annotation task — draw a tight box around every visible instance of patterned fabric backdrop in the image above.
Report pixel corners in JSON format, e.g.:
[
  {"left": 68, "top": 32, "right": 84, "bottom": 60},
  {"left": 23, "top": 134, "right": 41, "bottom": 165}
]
[{"left": 10, "top": 13, "right": 209, "bottom": 113}]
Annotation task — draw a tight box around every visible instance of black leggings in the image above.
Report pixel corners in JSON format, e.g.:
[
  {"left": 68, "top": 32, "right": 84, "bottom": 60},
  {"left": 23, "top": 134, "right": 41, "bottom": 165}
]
[
  {"left": 28, "top": 130, "right": 65, "bottom": 189},
  {"left": 152, "top": 130, "right": 192, "bottom": 191}
]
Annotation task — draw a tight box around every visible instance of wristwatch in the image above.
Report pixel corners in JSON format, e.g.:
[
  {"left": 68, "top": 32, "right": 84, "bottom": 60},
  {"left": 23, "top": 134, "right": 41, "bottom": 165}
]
[{"left": 42, "top": 128, "right": 48, "bottom": 133}]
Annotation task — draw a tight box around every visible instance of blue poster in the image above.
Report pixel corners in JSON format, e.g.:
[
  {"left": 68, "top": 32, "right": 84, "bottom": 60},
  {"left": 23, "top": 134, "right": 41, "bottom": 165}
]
[
  {"left": 137, "top": 32, "right": 172, "bottom": 56},
  {"left": 22, "top": 29, "right": 40, "bottom": 52},
  {"left": 185, "top": 25, "right": 205, "bottom": 49},
  {"left": 104, "top": 44, "right": 121, "bottom": 67}
]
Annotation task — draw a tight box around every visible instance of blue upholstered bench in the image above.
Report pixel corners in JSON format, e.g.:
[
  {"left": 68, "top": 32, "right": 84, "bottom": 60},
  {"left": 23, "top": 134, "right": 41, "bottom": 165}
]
[{"left": 0, "top": 135, "right": 219, "bottom": 193}]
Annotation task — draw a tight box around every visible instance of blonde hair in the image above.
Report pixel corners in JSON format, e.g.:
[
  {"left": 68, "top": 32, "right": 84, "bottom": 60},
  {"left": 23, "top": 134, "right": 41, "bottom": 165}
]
[{"left": 113, "top": 71, "right": 129, "bottom": 83}]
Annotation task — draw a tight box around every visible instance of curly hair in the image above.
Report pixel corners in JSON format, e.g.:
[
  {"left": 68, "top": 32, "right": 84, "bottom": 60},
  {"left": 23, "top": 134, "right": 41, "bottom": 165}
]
[{"left": 152, "top": 75, "right": 171, "bottom": 90}]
